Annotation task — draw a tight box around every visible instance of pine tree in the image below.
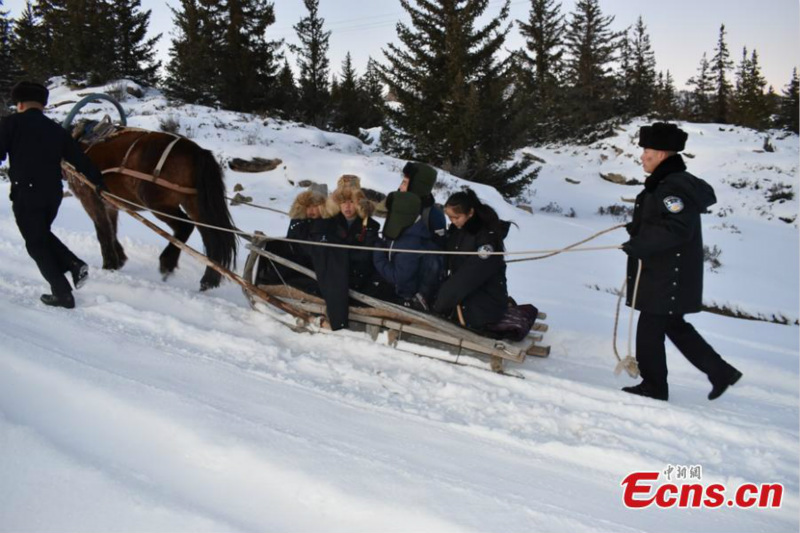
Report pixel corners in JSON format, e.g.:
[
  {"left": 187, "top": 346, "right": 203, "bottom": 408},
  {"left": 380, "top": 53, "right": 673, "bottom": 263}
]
[
  {"left": 622, "top": 16, "right": 656, "bottom": 117},
  {"left": 330, "top": 52, "right": 362, "bottom": 136},
  {"left": 686, "top": 52, "right": 714, "bottom": 122},
  {"left": 109, "top": 0, "right": 161, "bottom": 85},
  {"left": 11, "top": 1, "right": 51, "bottom": 83},
  {"left": 0, "top": 1, "right": 21, "bottom": 112},
  {"left": 778, "top": 67, "right": 799, "bottom": 134},
  {"left": 165, "top": 0, "right": 223, "bottom": 105},
  {"left": 733, "top": 48, "right": 769, "bottom": 130},
  {"left": 358, "top": 57, "right": 385, "bottom": 129},
  {"left": 710, "top": 24, "right": 733, "bottom": 123},
  {"left": 381, "top": 0, "right": 535, "bottom": 197},
  {"left": 217, "top": 0, "right": 281, "bottom": 112},
  {"left": 273, "top": 58, "right": 299, "bottom": 120},
  {"left": 516, "top": 0, "right": 565, "bottom": 141},
  {"left": 562, "top": 0, "right": 622, "bottom": 134},
  {"left": 291, "top": 0, "right": 331, "bottom": 128},
  {"left": 653, "top": 70, "right": 678, "bottom": 119}
]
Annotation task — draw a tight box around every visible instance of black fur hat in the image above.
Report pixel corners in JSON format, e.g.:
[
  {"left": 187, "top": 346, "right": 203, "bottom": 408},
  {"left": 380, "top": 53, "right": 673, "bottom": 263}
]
[
  {"left": 11, "top": 81, "right": 49, "bottom": 106},
  {"left": 638, "top": 122, "right": 687, "bottom": 152}
]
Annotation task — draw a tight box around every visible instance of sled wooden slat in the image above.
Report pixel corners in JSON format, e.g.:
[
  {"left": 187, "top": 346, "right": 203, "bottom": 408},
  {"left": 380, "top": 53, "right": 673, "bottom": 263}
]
[{"left": 242, "top": 239, "right": 551, "bottom": 369}]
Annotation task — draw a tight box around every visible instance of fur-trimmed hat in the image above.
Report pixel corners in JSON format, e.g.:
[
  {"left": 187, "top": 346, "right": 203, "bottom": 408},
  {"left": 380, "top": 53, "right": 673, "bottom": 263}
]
[
  {"left": 328, "top": 186, "right": 374, "bottom": 220},
  {"left": 337, "top": 174, "right": 361, "bottom": 190},
  {"left": 11, "top": 81, "right": 49, "bottom": 106},
  {"left": 638, "top": 122, "right": 688, "bottom": 152},
  {"left": 402, "top": 162, "right": 437, "bottom": 197},
  {"left": 289, "top": 190, "right": 329, "bottom": 219}
]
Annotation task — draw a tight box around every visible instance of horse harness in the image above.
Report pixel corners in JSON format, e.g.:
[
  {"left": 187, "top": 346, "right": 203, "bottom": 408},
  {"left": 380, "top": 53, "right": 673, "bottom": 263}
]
[{"left": 87, "top": 129, "right": 198, "bottom": 196}]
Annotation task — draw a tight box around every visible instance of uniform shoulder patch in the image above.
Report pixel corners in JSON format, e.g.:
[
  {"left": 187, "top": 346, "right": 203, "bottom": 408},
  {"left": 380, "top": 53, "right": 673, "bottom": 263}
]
[
  {"left": 477, "top": 244, "right": 494, "bottom": 259},
  {"left": 663, "top": 196, "right": 685, "bottom": 214}
]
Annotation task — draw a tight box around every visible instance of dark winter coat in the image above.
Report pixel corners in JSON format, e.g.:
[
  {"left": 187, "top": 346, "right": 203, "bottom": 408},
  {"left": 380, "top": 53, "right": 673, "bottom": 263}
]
[
  {"left": 433, "top": 216, "right": 510, "bottom": 329},
  {"left": 624, "top": 154, "right": 716, "bottom": 315},
  {"left": 373, "top": 218, "right": 442, "bottom": 299},
  {"left": 0, "top": 108, "right": 103, "bottom": 206},
  {"left": 328, "top": 213, "right": 381, "bottom": 291}
]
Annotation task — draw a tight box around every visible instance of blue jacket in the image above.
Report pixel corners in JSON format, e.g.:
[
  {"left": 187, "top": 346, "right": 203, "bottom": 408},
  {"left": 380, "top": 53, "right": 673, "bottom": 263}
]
[{"left": 373, "top": 218, "right": 441, "bottom": 299}]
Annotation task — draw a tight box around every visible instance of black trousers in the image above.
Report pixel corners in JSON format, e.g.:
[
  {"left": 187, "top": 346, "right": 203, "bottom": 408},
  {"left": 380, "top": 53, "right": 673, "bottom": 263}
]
[
  {"left": 636, "top": 311, "right": 734, "bottom": 394},
  {"left": 13, "top": 195, "right": 80, "bottom": 297}
]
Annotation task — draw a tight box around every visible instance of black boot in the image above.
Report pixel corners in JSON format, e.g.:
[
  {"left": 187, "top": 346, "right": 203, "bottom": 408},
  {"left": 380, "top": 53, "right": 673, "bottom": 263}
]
[
  {"left": 40, "top": 293, "right": 75, "bottom": 309},
  {"left": 622, "top": 382, "right": 668, "bottom": 401},
  {"left": 708, "top": 368, "right": 743, "bottom": 400},
  {"left": 71, "top": 262, "right": 89, "bottom": 290}
]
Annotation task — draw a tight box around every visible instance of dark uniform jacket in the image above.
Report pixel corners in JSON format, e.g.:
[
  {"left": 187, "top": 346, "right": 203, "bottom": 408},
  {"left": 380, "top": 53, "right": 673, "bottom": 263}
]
[
  {"left": 625, "top": 154, "right": 716, "bottom": 316},
  {"left": 434, "top": 216, "right": 510, "bottom": 328},
  {"left": 0, "top": 108, "right": 103, "bottom": 206}
]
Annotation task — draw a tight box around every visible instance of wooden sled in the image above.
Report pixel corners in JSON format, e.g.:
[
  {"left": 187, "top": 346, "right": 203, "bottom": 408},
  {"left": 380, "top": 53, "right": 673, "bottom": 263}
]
[{"left": 242, "top": 235, "right": 551, "bottom": 375}]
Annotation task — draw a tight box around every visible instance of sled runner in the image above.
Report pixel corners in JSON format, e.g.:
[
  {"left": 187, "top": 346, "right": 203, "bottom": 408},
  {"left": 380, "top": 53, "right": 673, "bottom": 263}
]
[{"left": 242, "top": 235, "right": 550, "bottom": 375}]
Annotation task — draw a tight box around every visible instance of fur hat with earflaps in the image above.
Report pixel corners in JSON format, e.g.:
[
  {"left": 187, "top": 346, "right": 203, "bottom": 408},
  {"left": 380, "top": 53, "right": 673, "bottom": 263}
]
[
  {"left": 638, "top": 122, "right": 688, "bottom": 152},
  {"left": 402, "top": 162, "right": 437, "bottom": 197},
  {"left": 337, "top": 174, "right": 361, "bottom": 190},
  {"left": 383, "top": 191, "right": 421, "bottom": 240},
  {"left": 289, "top": 190, "right": 329, "bottom": 219},
  {"left": 327, "top": 186, "right": 374, "bottom": 220},
  {"left": 11, "top": 81, "right": 49, "bottom": 106}
]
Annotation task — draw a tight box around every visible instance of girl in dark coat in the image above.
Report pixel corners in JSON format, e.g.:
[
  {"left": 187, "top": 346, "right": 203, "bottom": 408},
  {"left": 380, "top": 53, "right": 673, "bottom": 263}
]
[
  {"left": 325, "top": 186, "right": 380, "bottom": 292},
  {"left": 433, "top": 189, "right": 511, "bottom": 329}
]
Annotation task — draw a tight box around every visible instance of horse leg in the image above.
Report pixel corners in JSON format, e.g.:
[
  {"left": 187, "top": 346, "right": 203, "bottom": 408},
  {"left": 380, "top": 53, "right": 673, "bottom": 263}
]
[
  {"left": 153, "top": 208, "right": 194, "bottom": 280},
  {"left": 107, "top": 207, "right": 128, "bottom": 268},
  {"left": 181, "top": 201, "right": 224, "bottom": 291},
  {"left": 70, "top": 180, "right": 124, "bottom": 270}
]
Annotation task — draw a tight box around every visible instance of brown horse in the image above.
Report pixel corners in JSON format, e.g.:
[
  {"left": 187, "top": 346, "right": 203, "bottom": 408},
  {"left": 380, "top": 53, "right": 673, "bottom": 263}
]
[{"left": 67, "top": 125, "right": 238, "bottom": 290}]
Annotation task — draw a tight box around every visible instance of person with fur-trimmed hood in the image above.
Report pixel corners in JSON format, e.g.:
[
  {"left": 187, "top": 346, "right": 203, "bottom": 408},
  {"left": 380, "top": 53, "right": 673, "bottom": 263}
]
[
  {"left": 325, "top": 185, "right": 380, "bottom": 291},
  {"left": 620, "top": 122, "right": 742, "bottom": 402},
  {"left": 255, "top": 189, "right": 328, "bottom": 293}
]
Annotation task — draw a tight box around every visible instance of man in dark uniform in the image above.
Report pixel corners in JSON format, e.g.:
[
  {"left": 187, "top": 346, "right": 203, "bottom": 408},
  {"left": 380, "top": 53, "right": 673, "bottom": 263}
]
[
  {"left": 621, "top": 122, "right": 742, "bottom": 401},
  {"left": 0, "top": 81, "right": 106, "bottom": 309}
]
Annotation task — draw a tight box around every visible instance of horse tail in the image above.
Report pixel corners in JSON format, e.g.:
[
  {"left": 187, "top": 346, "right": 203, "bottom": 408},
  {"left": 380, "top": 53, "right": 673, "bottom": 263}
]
[{"left": 194, "top": 147, "right": 238, "bottom": 270}]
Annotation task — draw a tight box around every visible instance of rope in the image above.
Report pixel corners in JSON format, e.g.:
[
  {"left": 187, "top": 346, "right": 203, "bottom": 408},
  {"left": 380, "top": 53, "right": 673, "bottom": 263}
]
[
  {"left": 507, "top": 224, "right": 625, "bottom": 263},
  {"left": 99, "top": 191, "right": 623, "bottom": 259},
  {"left": 226, "top": 195, "right": 289, "bottom": 216},
  {"left": 612, "top": 259, "right": 641, "bottom": 378}
]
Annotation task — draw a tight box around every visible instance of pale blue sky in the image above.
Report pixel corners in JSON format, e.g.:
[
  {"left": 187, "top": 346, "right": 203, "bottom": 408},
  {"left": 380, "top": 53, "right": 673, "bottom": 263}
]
[{"left": 4, "top": 0, "right": 799, "bottom": 90}]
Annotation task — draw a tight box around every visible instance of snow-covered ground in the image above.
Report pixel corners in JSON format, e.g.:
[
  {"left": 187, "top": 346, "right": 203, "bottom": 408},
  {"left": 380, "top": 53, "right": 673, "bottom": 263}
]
[{"left": 1, "top": 79, "right": 798, "bottom": 532}]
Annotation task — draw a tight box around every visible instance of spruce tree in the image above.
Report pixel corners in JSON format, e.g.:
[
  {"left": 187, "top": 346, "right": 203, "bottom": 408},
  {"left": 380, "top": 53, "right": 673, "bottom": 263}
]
[
  {"left": 562, "top": 0, "right": 622, "bottom": 134},
  {"left": 516, "top": 0, "right": 565, "bottom": 141},
  {"left": 0, "top": 1, "right": 21, "bottom": 112},
  {"left": 778, "top": 68, "right": 799, "bottom": 134},
  {"left": 330, "top": 52, "right": 361, "bottom": 136},
  {"left": 109, "top": 0, "right": 161, "bottom": 85},
  {"left": 358, "top": 57, "right": 385, "bottom": 129},
  {"left": 731, "top": 47, "right": 771, "bottom": 130},
  {"left": 11, "top": 1, "right": 51, "bottom": 83},
  {"left": 623, "top": 16, "right": 656, "bottom": 117},
  {"left": 217, "top": 0, "right": 281, "bottom": 112},
  {"left": 653, "top": 70, "right": 678, "bottom": 120},
  {"left": 291, "top": 0, "right": 331, "bottom": 128},
  {"left": 686, "top": 52, "right": 714, "bottom": 122},
  {"left": 273, "top": 58, "right": 299, "bottom": 120},
  {"left": 165, "top": 0, "right": 223, "bottom": 106},
  {"left": 710, "top": 24, "right": 733, "bottom": 123},
  {"left": 382, "top": 0, "right": 535, "bottom": 197}
]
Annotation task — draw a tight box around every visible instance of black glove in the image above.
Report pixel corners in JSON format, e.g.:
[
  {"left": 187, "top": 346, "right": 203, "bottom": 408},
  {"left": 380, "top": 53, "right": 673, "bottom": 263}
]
[{"left": 625, "top": 222, "right": 634, "bottom": 235}]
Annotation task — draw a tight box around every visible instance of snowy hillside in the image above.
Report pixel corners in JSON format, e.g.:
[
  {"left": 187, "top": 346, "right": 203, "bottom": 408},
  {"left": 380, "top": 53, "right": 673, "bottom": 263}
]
[{"left": 1, "top": 79, "right": 798, "bottom": 532}]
